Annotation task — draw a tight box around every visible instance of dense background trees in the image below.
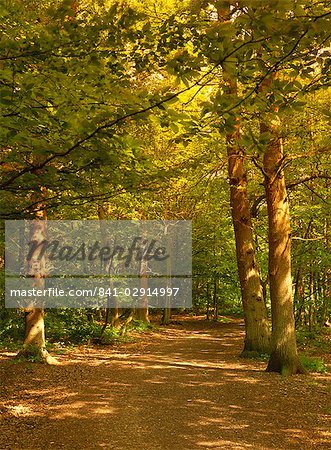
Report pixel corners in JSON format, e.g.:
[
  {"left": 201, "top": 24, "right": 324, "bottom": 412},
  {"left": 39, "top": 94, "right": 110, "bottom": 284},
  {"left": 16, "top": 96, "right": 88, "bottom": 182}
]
[{"left": 0, "top": 0, "right": 330, "bottom": 373}]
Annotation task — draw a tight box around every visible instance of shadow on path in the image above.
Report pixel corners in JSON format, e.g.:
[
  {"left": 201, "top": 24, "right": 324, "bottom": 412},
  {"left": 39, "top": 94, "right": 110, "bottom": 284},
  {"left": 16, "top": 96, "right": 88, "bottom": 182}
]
[{"left": 0, "top": 317, "right": 330, "bottom": 449}]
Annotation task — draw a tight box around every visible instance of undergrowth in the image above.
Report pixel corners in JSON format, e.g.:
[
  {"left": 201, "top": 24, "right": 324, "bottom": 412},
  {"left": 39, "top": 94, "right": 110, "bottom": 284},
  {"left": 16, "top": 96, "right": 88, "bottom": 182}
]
[{"left": 299, "top": 355, "right": 328, "bottom": 374}]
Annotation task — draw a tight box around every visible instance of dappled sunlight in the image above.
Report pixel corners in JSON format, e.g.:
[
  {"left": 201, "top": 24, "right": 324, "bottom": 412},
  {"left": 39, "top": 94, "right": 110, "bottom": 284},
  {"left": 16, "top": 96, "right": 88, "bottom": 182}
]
[
  {"left": 197, "top": 439, "right": 254, "bottom": 448},
  {"left": 0, "top": 351, "right": 17, "bottom": 360},
  {"left": 51, "top": 400, "right": 116, "bottom": 419},
  {"left": 1, "top": 320, "right": 329, "bottom": 450},
  {"left": 4, "top": 404, "right": 32, "bottom": 417}
]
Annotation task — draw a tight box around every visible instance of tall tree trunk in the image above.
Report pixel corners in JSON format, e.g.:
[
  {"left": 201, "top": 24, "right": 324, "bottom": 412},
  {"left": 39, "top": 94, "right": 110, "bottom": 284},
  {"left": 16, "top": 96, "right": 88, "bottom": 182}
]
[
  {"left": 212, "top": 275, "right": 218, "bottom": 319},
  {"left": 161, "top": 224, "right": 172, "bottom": 325},
  {"left": 322, "top": 220, "right": 330, "bottom": 325},
  {"left": 97, "top": 204, "right": 119, "bottom": 329},
  {"left": 18, "top": 214, "right": 56, "bottom": 364},
  {"left": 213, "top": 278, "right": 218, "bottom": 321},
  {"left": 206, "top": 281, "right": 210, "bottom": 320},
  {"left": 224, "top": 91, "right": 270, "bottom": 353},
  {"left": 217, "top": 5, "right": 270, "bottom": 354},
  {"left": 308, "top": 271, "right": 316, "bottom": 331},
  {"left": 227, "top": 131, "right": 270, "bottom": 354},
  {"left": 294, "top": 270, "right": 305, "bottom": 326},
  {"left": 321, "top": 268, "right": 330, "bottom": 325},
  {"left": 262, "top": 111, "right": 304, "bottom": 375},
  {"left": 294, "top": 219, "right": 312, "bottom": 326},
  {"left": 135, "top": 256, "right": 150, "bottom": 323}
]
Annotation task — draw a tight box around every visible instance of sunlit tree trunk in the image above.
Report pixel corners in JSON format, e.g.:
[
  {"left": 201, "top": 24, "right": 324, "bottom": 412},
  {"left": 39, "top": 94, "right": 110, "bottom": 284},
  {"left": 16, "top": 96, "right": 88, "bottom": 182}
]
[
  {"left": 262, "top": 112, "right": 304, "bottom": 374},
  {"left": 223, "top": 90, "right": 270, "bottom": 354},
  {"left": 217, "top": 6, "right": 270, "bottom": 355},
  {"left": 227, "top": 127, "right": 271, "bottom": 354},
  {"left": 18, "top": 208, "right": 56, "bottom": 364}
]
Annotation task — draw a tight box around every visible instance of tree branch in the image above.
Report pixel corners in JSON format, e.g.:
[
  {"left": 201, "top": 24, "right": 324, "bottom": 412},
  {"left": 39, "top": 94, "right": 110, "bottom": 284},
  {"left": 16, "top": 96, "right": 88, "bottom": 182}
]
[
  {"left": 251, "top": 174, "right": 330, "bottom": 217},
  {"left": 0, "top": 37, "right": 266, "bottom": 190}
]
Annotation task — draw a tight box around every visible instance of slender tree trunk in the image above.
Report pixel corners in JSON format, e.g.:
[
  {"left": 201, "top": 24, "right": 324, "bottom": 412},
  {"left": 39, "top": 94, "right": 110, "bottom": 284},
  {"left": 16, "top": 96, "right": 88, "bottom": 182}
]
[
  {"left": 212, "top": 275, "right": 218, "bottom": 317},
  {"left": 322, "top": 220, "right": 330, "bottom": 325},
  {"left": 206, "top": 281, "right": 210, "bottom": 320},
  {"left": 262, "top": 111, "right": 304, "bottom": 374},
  {"left": 294, "top": 219, "right": 312, "bottom": 326},
  {"left": 161, "top": 225, "right": 172, "bottom": 325},
  {"left": 162, "top": 306, "right": 171, "bottom": 325},
  {"left": 97, "top": 204, "right": 119, "bottom": 329},
  {"left": 321, "top": 268, "right": 330, "bottom": 325},
  {"left": 135, "top": 256, "right": 150, "bottom": 323},
  {"left": 294, "top": 271, "right": 305, "bottom": 326},
  {"left": 308, "top": 271, "right": 316, "bottom": 331},
  {"left": 213, "top": 280, "right": 218, "bottom": 321},
  {"left": 18, "top": 216, "right": 56, "bottom": 364}
]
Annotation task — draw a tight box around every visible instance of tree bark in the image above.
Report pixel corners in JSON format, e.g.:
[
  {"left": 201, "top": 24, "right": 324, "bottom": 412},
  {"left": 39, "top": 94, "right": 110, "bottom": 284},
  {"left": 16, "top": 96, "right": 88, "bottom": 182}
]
[
  {"left": 223, "top": 82, "right": 270, "bottom": 353},
  {"left": 227, "top": 130, "right": 271, "bottom": 354},
  {"left": 162, "top": 307, "right": 171, "bottom": 325},
  {"left": 97, "top": 204, "right": 120, "bottom": 329},
  {"left": 308, "top": 271, "right": 316, "bottom": 331},
  {"left": 294, "top": 270, "right": 305, "bottom": 326},
  {"left": 135, "top": 256, "right": 150, "bottom": 323},
  {"left": 161, "top": 225, "right": 172, "bottom": 325},
  {"left": 262, "top": 112, "right": 304, "bottom": 374},
  {"left": 18, "top": 217, "right": 57, "bottom": 364},
  {"left": 206, "top": 281, "right": 210, "bottom": 320},
  {"left": 217, "top": 5, "right": 270, "bottom": 354}
]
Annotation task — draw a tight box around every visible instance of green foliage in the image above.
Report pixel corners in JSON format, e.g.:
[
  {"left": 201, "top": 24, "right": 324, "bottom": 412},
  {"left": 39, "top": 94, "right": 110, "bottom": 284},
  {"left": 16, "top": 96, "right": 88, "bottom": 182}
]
[
  {"left": 240, "top": 351, "right": 270, "bottom": 361},
  {"left": 134, "top": 319, "right": 156, "bottom": 332},
  {"left": 221, "top": 305, "right": 245, "bottom": 318},
  {"left": 44, "top": 310, "right": 101, "bottom": 344},
  {"left": 16, "top": 344, "right": 46, "bottom": 363},
  {"left": 100, "top": 327, "right": 125, "bottom": 345},
  {"left": 300, "top": 355, "right": 328, "bottom": 374},
  {"left": 216, "top": 316, "right": 231, "bottom": 324},
  {"left": 44, "top": 312, "right": 157, "bottom": 344},
  {"left": 0, "top": 0, "right": 330, "bottom": 350},
  {"left": 296, "top": 328, "right": 331, "bottom": 353},
  {"left": 0, "top": 311, "right": 24, "bottom": 342}
]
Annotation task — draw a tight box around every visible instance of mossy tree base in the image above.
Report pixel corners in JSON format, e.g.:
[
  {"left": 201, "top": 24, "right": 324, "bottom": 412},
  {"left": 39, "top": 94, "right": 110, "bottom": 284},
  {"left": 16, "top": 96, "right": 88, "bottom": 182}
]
[
  {"left": 16, "top": 345, "right": 60, "bottom": 365},
  {"left": 242, "top": 339, "right": 271, "bottom": 357},
  {"left": 266, "top": 352, "right": 306, "bottom": 376},
  {"left": 240, "top": 350, "right": 269, "bottom": 359}
]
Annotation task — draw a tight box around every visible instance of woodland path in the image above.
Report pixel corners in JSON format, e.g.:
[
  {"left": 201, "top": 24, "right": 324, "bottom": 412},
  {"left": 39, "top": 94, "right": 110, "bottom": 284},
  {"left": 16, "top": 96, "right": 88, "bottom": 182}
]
[{"left": 0, "top": 317, "right": 330, "bottom": 450}]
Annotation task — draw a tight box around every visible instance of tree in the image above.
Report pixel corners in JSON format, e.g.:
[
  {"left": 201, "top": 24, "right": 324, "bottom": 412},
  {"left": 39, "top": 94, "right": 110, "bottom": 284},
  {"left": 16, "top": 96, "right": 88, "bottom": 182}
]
[
  {"left": 1, "top": 0, "right": 330, "bottom": 371},
  {"left": 17, "top": 199, "right": 56, "bottom": 363},
  {"left": 260, "top": 77, "right": 303, "bottom": 374},
  {"left": 217, "top": 5, "right": 270, "bottom": 354}
]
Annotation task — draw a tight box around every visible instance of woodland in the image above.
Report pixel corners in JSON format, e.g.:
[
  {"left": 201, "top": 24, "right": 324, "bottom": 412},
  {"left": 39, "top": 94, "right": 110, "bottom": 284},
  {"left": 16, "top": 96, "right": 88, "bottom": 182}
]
[{"left": 0, "top": 1, "right": 330, "bottom": 449}]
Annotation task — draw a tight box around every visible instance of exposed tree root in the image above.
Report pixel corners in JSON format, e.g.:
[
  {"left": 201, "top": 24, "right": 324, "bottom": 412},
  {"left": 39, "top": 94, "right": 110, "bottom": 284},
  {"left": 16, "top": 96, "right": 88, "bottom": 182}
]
[{"left": 16, "top": 346, "right": 60, "bottom": 365}]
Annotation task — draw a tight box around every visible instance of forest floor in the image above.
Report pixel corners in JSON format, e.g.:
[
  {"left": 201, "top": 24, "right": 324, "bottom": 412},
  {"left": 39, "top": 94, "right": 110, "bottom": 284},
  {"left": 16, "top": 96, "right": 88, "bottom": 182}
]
[{"left": 0, "top": 316, "right": 330, "bottom": 450}]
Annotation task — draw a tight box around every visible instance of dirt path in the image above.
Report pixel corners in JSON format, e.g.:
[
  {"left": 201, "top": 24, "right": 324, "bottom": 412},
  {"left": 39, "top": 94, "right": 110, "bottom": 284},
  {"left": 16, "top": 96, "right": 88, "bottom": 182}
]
[{"left": 0, "top": 317, "right": 330, "bottom": 450}]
